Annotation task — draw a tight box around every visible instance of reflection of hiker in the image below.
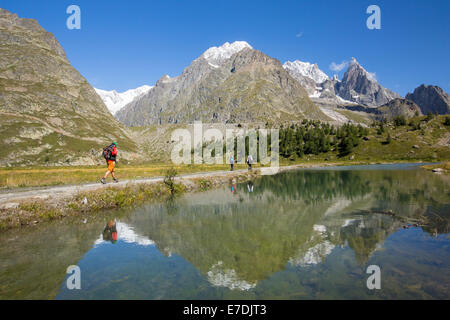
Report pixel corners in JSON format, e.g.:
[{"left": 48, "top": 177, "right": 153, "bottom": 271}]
[
  {"left": 102, "top": 220, "right": 118, "bottom": 244},
  {"left": 231, "top": 178, "right": 236, "bottom": 194},
  {"left": 101, "top": 142, "right": 118, "bottom": 184},
  {"left": 247, "top": 181, "right": 254, "bottom": 193},
  {"left": 247, "top": 154, "right": 253, "bottom": 170},
  {"left": 230, "top": 155, "right": 234, "bottom": 171}
]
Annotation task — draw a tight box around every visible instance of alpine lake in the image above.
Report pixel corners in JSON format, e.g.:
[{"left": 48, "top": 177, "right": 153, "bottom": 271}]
[{"left": 0, "top": 163, "right": 448, "bottom": 300}]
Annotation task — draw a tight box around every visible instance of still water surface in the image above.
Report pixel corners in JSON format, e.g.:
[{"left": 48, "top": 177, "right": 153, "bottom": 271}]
[{"left": 0, "top": 164, "right": 448, "bottom": 299}]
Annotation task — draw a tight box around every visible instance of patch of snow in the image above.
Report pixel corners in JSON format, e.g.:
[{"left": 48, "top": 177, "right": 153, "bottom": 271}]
[
  {"left": 289, "top": 241, "right": 335, "bottom": 267},
  {"left": 336, "top": 95, "right": 357, "bottom": 105},
  {"left": 207, "top": 261, "right": 256, "bottom": 291},
  {"left": 309, "top": 86, "right": 324, "bottom": 98},
  {"left": 203, "top": 41, "right": 253, "bottom": 64},
  {"left": 313, "top": 224, "right": 327, "bottom": 233},
  {"left": 309, "top": 91, "right": 322, "bottom": 98},
  {"left": 342, "top": 219, "right": 356, "bottom": 227}
]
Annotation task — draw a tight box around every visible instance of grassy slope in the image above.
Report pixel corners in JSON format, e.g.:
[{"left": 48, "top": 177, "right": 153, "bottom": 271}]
[
  {"left": 350, "top": 115, "right": 450, "bottom": 162},
  {"left": 279, "top": 115, "right": 450, "bottom": 163}
]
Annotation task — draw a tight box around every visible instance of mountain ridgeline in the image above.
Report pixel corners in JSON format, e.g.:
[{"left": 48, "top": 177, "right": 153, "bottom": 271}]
[
  {"left": 116, "top": 42, "right": 449, "bottom": 127},
  {"left": 116, "top": 42, "right": 330, "bottom": 126}
]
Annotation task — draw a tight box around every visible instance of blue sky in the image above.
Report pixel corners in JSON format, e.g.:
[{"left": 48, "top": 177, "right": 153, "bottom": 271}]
[{"left": 1, "top": 0, "right": 449, "bottom": 96}]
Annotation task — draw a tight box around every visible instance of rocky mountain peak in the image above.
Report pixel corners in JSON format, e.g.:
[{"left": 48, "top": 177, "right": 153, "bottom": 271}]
[
  {"left": 376, "top": 98, "right": 422, "bottom": 120},
  {"left": 202, "top": 41, "right": 253, "bottom": 65},
  {"left": 155, "top": 74, "right": 173, "bottom": 86},
  {"left": 229, "top": 48, "right": 280, "bottom": 71},
  {"left": 348, "top": 57, "right": 359, "bottom": 67},
  {"left": 336, "top": 58, "right": 400, "bottom": 106},
  {"left": 405, "top": 84, "right": 450, "bottom": 115},
  {"left": 0, "top": 8, "right": 138, "bottom": 166},
  {"left": 347, "top": 57, "right": 376, "bottom": 82},
  {"left": 0, "top": 8, "right": 67, "bottom": 60}
]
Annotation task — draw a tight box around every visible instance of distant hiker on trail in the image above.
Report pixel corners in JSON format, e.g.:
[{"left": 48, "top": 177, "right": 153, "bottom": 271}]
[
  {"left": 230, "top": 155, "right": 234, "bottom": 171},
  {"left": 247, "top": 154, "right": 253, "bottom": 171},
  {"left": 101, "top": 142, "right": 118, "bottom": 184}
]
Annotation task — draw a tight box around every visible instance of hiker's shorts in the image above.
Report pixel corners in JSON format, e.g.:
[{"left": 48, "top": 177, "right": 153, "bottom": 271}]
[{"left": 107, "top": 160, "right": 115, "bottom": 172}]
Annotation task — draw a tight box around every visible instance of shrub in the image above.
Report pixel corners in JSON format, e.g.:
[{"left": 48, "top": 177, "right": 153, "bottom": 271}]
[
  {"left": 383, "top": 133, "right": 392, "bottom": 145},
  {"left": 444, "top": 117, "right": 450, "bottom": 126},
  {"left": 198, "top": 179, "right": 212, "bottom": 191},
  {"left": 393, "top": 116, "right": 407, "bottom": 127},
  {"left": 409, "top": 119, "right": 421, "bottom": 131},
  {"left": 164, "top": 168, "right": 178, "bottom": 195}
]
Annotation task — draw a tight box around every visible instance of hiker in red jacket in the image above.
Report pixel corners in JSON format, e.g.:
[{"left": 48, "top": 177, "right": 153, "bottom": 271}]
[{"left": 101, "top": 142, "right": 118, "bottom": 184}]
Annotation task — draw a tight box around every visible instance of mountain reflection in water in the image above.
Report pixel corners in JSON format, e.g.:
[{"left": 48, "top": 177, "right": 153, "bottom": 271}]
[{"left": 0, "top": 164, "right": 448, "bottom": 299}]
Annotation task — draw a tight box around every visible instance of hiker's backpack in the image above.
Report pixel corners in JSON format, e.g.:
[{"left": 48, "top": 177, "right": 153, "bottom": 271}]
[{"left": 102, "top": 145, "right": 113, "bottom": 160}]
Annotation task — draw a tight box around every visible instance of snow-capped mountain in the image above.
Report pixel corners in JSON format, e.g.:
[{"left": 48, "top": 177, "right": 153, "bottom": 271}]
[
  {"left": 283, "top": 60, "right": 329, "bottom": 84},
  {"left": 116, "top": 41, "right": 327, "bottom": 126},
  {"left": 95, "top": 85, "right": 153, "bottom": 115},
  {"left": 284, "top": 57, "right": 400, "bottom": 107},
  {"left": 202, "top": 41, "right": 253, "bottom": 66},
  {"left": 283, "top": 60, "right": 333, "bottom": 99}
]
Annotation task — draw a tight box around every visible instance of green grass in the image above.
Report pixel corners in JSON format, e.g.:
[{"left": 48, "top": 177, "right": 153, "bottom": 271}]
[{"left": 0, "top": 163, "right": 254, "bottom": 189}]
